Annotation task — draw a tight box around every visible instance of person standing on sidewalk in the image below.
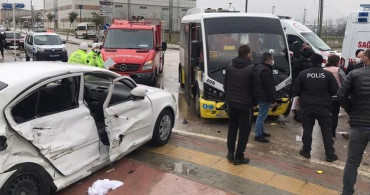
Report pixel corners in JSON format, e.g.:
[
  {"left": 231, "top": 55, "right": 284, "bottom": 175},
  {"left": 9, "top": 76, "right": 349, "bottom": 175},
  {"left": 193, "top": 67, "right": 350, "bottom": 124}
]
[
  {"left": 224, "top": 45, "right": 255, "bottom": 165},
  {"left": 292, "top": 54, "right": 339, "bottom": 162},
  {"left": 323, "top": 55, "right": 346, "bottom": 138},
  {"left": 253, "top": 52, "right": 276, "bottom": 143},
  {"left": 340, "top": 49, "right": 370, "bottom": 195},
  {"left": 0, "top": 31, "right": 5, "bottom": 59}
]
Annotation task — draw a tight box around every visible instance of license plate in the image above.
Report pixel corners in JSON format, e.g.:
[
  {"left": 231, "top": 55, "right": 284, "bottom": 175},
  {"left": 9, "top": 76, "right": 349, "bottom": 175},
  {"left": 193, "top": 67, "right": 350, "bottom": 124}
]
[{"left": 50, "top": 54, "right": 59, "bottom": 58}]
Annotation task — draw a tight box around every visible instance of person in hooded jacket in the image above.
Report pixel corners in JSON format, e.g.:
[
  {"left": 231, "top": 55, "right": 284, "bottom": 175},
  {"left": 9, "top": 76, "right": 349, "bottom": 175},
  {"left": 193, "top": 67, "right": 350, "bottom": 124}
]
[
  {"left": 293, "top": 54, "right": 339, "bottom": 162},
  {"left": 253, "top": 52, "right": 276, "bottom": 143},
  {"left": 224, "top": 45, "right": 255, "bottom": 165}
]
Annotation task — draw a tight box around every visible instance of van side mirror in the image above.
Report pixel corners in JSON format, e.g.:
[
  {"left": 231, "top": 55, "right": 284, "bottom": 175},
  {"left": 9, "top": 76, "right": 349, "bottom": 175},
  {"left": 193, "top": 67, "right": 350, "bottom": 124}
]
[
  {"left": 162, "top": 42, "right": 167, "bottom": 51},
  {"left": 191, "top": 40, "right": 202, "bottom": 58}
]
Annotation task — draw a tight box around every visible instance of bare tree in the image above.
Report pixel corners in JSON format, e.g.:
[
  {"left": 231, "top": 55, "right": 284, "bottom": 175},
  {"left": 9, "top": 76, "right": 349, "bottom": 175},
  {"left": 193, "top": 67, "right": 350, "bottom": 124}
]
[
  {"left": 46, "top": 13, "right": 55, "bottom": 29},
  {"left": 91, "top": 12, "right": 105, "bottom": 30},
  {"left": 67, "top": 12, "right": 78, "bottom": 41}
]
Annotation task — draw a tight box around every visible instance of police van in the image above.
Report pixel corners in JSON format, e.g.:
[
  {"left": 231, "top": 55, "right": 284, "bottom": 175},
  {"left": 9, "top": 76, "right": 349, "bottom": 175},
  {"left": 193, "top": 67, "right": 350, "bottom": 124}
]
[
  {"left": 281, "top": 17, "right": 340, "bottom": 63},
  {"left": 341, "top": 4, "right": 370, "bottom": 69}
]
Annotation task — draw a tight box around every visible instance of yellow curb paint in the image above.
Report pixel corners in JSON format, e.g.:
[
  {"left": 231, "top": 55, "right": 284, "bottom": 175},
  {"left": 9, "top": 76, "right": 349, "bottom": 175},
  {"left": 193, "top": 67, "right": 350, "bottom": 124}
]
[{"left": 145, "top": 144, "right": 340, "bottom": 195}]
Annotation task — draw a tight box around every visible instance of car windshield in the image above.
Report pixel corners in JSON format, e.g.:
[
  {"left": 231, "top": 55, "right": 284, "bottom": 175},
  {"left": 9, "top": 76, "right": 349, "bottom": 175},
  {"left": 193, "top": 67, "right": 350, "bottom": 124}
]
[
  {"left": 34, "top": 35, "right": 63, "bottom": 45},
  {"left": 301, "top": 32, "right": 331, "bottom": 51},
  {"left": 204, "top": 17, "right": 290, "bottom": 84},
  {"left": 104, "top": 29, "right": 153, "bottom": 49},
  {"left": 0, "top": 81, "right": 8, "bottom": 91},
  {"left": 6, "top": 33, "right": 21, "bottom": 39}
]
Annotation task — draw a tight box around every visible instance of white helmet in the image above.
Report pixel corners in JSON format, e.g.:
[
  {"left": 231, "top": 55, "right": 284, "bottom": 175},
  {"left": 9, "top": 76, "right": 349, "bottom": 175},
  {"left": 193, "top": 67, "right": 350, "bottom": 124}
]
[
  {"left": 80, "top": 42, "right": 88, "bottom": 51},
  {"left": 91, "top": 43, "right": 99, "bottom": 49}
]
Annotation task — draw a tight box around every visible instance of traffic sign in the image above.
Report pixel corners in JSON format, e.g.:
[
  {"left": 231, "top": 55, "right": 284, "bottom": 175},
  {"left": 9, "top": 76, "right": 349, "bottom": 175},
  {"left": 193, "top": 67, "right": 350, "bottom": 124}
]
[
  {"left": 2, "top": 3, "right": 13, "bottom": 9},
  {"left": 104, "top": 23, "right": 110, "bottom": 30},
  {"left": 15, "top": 3, "right": 25, "bottom": 9}
]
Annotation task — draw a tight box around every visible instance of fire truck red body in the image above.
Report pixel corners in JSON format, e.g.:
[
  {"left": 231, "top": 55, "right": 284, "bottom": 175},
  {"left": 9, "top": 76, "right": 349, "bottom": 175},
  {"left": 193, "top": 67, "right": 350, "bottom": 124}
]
[{"left": 101, "top": 19, "right": 167, "bottom": 86}]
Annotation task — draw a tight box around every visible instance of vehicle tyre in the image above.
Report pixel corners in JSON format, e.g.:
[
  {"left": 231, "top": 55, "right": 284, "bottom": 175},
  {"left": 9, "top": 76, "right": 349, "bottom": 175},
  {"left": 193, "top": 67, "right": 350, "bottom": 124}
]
[
  {"left": 0, "top": 164, "right": 53, "bottom": 195},
  {"left": 84, "top": 34, "right": 88, "bottom": 39},
  {"left": 33, "top": 54, "right": 37, "bottom": 61},
  {"left": 149, "top": 109, "right": 173, "bottom": 146},
  {"left": 151, "top": 73, "right": 158, "bottom": 87},
  {"left": 195, "top": 87, "right": 201, "bottom": 117},
  {"left": 179, "top": 65, "right": 184, "bottom": 88},
  {"left": 75, "top": 33, "right": 78, "bottom": 38},
  {"left": 159, "top": 55, "right": 164, "bottom": 73},
  {"left": 25, "top": 52, "right": 30, "bottom": 61}
]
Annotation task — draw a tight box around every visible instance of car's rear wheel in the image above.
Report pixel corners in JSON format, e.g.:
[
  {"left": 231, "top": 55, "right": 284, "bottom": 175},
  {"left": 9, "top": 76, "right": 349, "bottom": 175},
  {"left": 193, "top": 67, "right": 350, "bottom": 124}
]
[
  {"left": 0, "top": 165, "right": 53, "bottom": 195},
  {"left": 149, "top": 109, "right": 173, "bottom": 146},
  {"left": 179, "top": 65, "right": 184, "bottom": 88}
]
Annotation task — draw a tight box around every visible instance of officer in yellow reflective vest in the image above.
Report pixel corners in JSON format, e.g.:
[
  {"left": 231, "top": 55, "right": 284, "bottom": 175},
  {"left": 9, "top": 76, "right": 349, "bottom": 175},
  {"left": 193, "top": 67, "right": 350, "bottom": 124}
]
[
  {"left": 68, "top": 42, "right": 89, "bottom": 64},
  {"left": 87, "top": 43, "right": 104, "bottom": 68}
]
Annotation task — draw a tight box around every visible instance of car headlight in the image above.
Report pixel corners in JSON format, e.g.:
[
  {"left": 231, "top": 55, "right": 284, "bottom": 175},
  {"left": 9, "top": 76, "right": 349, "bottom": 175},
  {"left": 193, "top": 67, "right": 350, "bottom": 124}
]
[
  {"left": 36, "top": 47, "right": 44, "bottom": 52},
  {"left": 142, "top": 60, "right": 153, "bottom": 70},
  {"left": 204, "top": 83, "right": 225, "bottom": 101}
]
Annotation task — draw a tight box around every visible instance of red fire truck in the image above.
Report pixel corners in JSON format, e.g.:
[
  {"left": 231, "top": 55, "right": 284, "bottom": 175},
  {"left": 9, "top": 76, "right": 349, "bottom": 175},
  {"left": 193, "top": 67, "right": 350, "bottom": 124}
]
[{"left": 101, "top": 18, "right": 167, "bottom": 86}]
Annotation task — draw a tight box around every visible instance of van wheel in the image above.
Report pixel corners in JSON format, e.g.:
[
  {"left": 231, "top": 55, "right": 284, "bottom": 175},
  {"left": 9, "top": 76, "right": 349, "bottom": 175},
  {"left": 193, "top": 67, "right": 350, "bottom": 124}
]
[
  {"left": 149, "top": 109, "right": 173, "bottom": 146},
  {"left": 33, "top": 54, "right": 37, "bottom": 61},
  {"left": 195, "top": 87, "right": 201, "bottom": 116},
  {"left": 159, "top": 55, "right": 164, "bottom": 73},
  {"left": 84, "top": 34, "right": 88, "bottom": 39},
  {"left": 75, "top": 33, "right": 78, "bottom": 38},
  {"left": 0, "top": 165, "right": 53, "bottom": 195}
]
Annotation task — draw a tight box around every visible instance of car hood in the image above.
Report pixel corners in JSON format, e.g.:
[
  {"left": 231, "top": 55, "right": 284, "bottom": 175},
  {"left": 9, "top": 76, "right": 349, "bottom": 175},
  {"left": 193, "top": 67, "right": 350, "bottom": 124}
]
[{"left": 102, "top": 49, "right": 154, "bottom": 65}]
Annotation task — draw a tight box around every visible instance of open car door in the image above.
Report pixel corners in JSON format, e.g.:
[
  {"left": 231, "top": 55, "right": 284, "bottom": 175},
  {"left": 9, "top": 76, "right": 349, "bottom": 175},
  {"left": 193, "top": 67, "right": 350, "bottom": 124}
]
[{"left": 103, "top": 76, "right": 153, "bottom": 162}]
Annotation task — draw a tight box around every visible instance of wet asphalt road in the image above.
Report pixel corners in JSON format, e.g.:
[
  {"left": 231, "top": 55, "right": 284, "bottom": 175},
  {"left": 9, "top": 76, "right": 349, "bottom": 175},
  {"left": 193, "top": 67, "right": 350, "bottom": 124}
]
[{"left": 5, "top": 43, "right": 370, "bottom": 194}]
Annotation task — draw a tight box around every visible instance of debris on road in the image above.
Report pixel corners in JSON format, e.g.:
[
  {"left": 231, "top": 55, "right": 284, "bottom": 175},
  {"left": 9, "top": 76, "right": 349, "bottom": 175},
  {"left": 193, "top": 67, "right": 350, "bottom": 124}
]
[
  {"left": 317, "top": 170, "right": 323, "bottom": 174},
  {"left": 296, "top": 135, "right": 302, "bottom": 142},
  {"left": 87, "top": 179, "right": 124, "bottom": 195}
]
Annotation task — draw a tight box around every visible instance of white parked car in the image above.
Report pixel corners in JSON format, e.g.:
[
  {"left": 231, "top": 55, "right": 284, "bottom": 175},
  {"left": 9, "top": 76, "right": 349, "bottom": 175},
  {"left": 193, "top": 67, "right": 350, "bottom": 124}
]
[{"left": 0, "top": 62, "right": 176, "bottom": 194}]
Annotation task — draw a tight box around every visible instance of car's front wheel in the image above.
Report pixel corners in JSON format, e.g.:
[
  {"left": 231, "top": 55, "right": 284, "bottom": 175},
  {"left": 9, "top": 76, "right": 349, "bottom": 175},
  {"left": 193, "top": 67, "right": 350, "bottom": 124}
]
[
  {"left": 149, "top": 109, "right": 173, "bottom": 146},
  {"left": 0, "top": 164, "right": 53, "bottom": 195}
]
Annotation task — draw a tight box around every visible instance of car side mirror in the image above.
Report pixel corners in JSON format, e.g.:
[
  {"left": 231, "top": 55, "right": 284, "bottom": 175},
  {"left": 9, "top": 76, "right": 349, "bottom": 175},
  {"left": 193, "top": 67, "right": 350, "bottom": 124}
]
[
  {"left": 130, "top": 87, "right": 147, "bottom": 99},
  {"left": 162, "top": 42, "right": 167, "bottom": 51},
  {"left": 63, "top": 41, "right": 66, "bottom": 44}
]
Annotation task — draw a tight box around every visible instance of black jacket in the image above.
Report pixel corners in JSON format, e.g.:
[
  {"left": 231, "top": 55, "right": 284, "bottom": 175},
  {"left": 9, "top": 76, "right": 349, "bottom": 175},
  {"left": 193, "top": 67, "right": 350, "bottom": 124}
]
[
  {"left": 338, "top": 66, "right": 370, "bottom": 127},
  {"left": 224, "top": 57, "right": 255, "bottom": 110},
  {"left": 253, "top": 63, "right": 276, "bottom": 103},
  {"left": 346, "top": 61, "right": 365, "bottom": 74},
  {"left": 292, "top": 64, "right": 339, "bottom": 110},
  {"left": 292, "top": 57, "right": 312, "bottom": 81},
  {"left": 0, "top": 33, "right": 5, "bottom": 47}
]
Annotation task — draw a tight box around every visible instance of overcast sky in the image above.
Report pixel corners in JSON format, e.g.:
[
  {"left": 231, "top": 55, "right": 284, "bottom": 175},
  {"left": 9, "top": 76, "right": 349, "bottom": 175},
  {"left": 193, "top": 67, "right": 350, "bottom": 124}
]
[{"left": 4, "top": 0, "right": 369, "bottom": 23}]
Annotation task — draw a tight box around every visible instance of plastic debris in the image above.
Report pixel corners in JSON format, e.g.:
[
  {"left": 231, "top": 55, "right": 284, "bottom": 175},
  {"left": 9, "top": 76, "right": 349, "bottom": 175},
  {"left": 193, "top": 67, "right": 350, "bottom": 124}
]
[
  {"left": 270, "top": 123, "right": 277, "bottom": 126},
  {"left": 317, "top": 170, "right": 323, "bottom": 174},
  {"left": 87, "top": 179, "right": 124, "bottom": 195},
  {"left": 296, "top": 135, "right": 302, "bottom": 142}
]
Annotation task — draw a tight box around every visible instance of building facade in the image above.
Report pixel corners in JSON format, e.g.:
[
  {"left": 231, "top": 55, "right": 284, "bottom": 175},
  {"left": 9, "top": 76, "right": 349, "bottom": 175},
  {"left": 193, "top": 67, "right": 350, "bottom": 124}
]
[{"left": 44, "top": 0, "right": 196, "bottom": 31}]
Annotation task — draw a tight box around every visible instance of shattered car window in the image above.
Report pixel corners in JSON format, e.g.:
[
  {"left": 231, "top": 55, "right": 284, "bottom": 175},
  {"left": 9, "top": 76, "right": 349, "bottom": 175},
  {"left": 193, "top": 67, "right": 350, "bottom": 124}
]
[{"left": 0, "top": 81, "right": 7, "bottom": 91}]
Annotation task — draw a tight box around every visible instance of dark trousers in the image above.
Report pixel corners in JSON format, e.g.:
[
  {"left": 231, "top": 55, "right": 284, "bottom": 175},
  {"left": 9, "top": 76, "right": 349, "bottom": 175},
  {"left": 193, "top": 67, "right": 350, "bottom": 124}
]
[
  {"left": 301, "top": 106, "right": 335, "bottom": 156},
  {"left": 342, "top": 127, "right": 370, "bottom": 195},
  {"left": 331, "top": 100, "right": 340, "bottom": 138},
  {"left": 227, "top": 106, "right": 252, "bottom": 159},
  {"left": 0, "top": 46, "right": 3, "bottom": 57}
]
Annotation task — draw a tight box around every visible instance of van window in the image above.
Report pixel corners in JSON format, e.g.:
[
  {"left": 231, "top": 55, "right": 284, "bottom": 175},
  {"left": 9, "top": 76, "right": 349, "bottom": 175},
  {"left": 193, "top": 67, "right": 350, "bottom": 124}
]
[
  {"left": 77, "top": 26, "right": 86, "bottom": 30},
  {"left": 27, "top": 35, "right": 33, "bottom": 45},
  {"left": 287, "top": 34, "right": 304, "bottom": 49},
  {"left": 301, "top": 32, "right": 331, "bottom": 51},
  {"left": 87, "top": 26, "right": 96, "bottom": 31},
  {"left": 104, "top": 29, "right": 154, "bottom": 49}
]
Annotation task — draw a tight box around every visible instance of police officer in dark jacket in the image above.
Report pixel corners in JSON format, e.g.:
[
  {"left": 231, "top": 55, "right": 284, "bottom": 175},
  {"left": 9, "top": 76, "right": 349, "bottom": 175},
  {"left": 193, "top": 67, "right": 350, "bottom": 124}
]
[
  {"left": 293, "top": 54, "right": 339, "bottom": 162},
  {"left": 253, "top": 52, "right": 276, "bottom": 143},
  {"left": 224, "top": 45, "right": 255, "bottom": 165},
  {"left": 0, "top": 31, "right": 5, "bottom": 59},
  {"left": 340, "top": 49, "right": 370, "bottom": 195}
]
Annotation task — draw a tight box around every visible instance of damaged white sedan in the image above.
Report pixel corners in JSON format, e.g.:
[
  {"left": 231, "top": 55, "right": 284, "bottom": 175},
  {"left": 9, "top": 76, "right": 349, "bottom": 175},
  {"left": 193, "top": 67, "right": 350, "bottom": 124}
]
[{"left": 0, "top": 63, "right": 177, "bottom": 194}]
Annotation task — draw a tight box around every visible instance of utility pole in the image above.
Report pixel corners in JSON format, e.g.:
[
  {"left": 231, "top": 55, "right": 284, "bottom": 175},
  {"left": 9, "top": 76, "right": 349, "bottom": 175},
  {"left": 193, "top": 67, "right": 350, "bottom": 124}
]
[
  {"left": 128, "top": 0, "right": 131, "bottom": 19},
  {"left": 30, "top": 0, "right": 33, "bottom": 27},
  {"left": 318, "top": 0, "right": 324, "bottom": 37},
  {"left": 169, "top": 0, "right": 173, "bottom": 42},
  {"left": 272, "top": 6, "right": 275, "bottom": 14},
  {"left": 245, "top": 0, "right": 248, "bottom": 13},
  {"left": 303, "top": 8, "right": 307, "bottom": 25}
]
